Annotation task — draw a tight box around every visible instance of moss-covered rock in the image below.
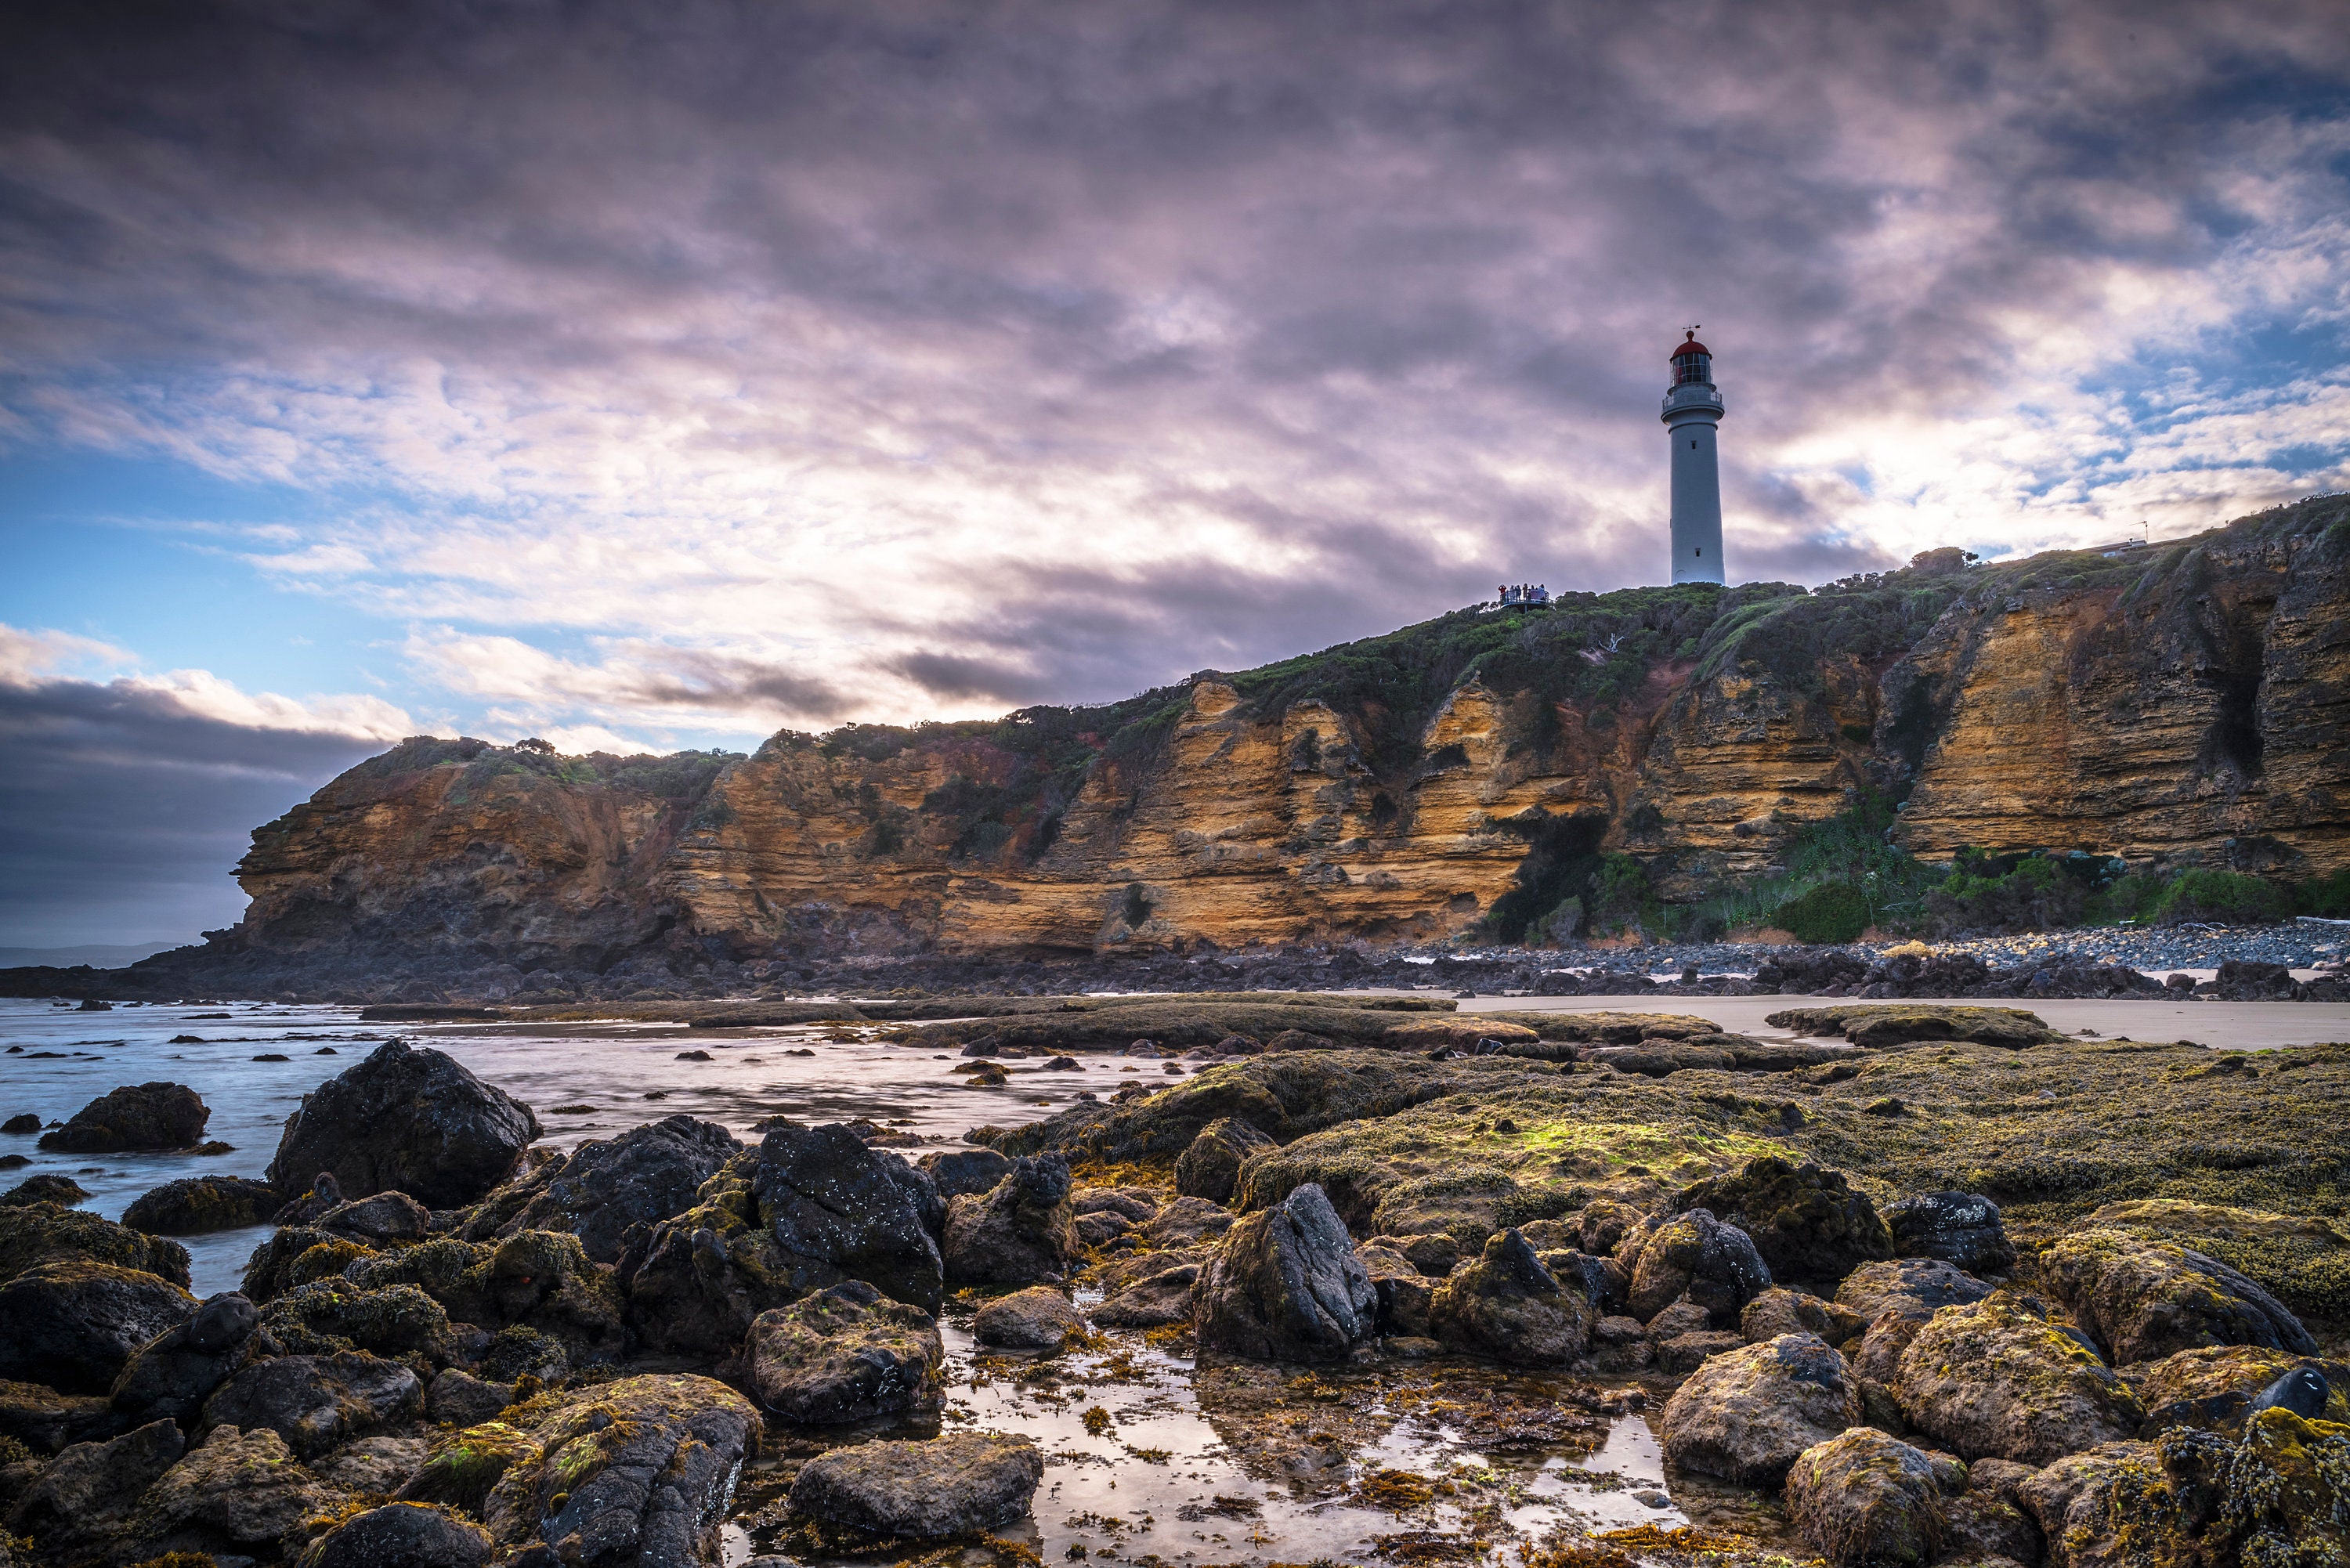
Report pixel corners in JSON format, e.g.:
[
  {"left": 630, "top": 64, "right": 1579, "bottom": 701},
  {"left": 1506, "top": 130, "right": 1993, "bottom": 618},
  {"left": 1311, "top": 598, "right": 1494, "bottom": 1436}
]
[
  {"left": 1658, "top": 1332, "right": 1863, "bottom": 1486},
  {"left": 1625, "top": 1208, "right": 1771, "bottom": 1324},
  {"left": 1892, "top": 1292, "right": 2145, "bottom": 1465},
  {"left": 2131, "top": 1343, "right": 2350, "bottom": 1433},
  {"left": 1174, "top": 1116, "right": 1275, "bottom": 1204},
  {"left": 291, "top": 1501, "right": 491, "bottom": 1568},
  {"left": 2040, "top": 1227, "right": 2316, "bottom": 1364},
  {"left": 0, "top": 1201, "right": 190, "bottom": 1288},
  {"left": 744, "top": 1281, "right": 942, "bottom": 1422},
  {"left": 1784, "top": 1427, "right": 1953, "bottom": 1568},
  {"left": 38, "top": 1082, "right": 210, "bottom": 1154},
  {"left": 788, "top": 1433, "right": 1043, "bottom": 1539},
  {"left": 1195, "top": 1183, "right": 1376, "bottom": 1363},
  {"left": 1429, "top": 1227, "right": 1590, "bottom": 1365},
  {"left": 122, "top": 1176, "right": 284, "bottom": 1235},
  {"left": 261, "top": 1281, "right": 457, "bottom": 1363},
  {"left": 1673, "top": 1154, "right": 1893, "bottom": 1291},
  {"left": 397, "top": 1420, "right": 537, "bottom": 1512},
  {"left": 1764, "top": 1003, "right": 2063, "bottom": 1050},
  {"left": 0, "top": 1261, "right": 198, "bottom": 1394}
]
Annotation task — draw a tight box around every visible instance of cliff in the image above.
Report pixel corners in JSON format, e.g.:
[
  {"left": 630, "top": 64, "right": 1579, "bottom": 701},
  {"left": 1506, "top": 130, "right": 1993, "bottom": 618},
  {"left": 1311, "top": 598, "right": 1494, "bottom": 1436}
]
[{"left": 186, "top": 495, "right": 2350, "bottom": 974}]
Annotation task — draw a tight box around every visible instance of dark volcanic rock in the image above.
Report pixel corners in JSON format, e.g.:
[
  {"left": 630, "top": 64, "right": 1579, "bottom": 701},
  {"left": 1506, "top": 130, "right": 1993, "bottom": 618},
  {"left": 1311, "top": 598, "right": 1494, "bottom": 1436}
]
[
  {"left": 316, "top": 1190, "right": 434, "bottom": 1245},
  {"left": 0, "top": 1201, "right": 190, "bottom": 1287},
  {"left": 1625, "top": 1208, "right": 1772, "bottom": 1325},
  {"left": 266, "top": 1039, "right": 540, "bottom": 1209},
  {"left": 300, "top": 1502, "right": 494, "bottom": 1568},
  {"left": 110, "top": 1292, "right": 267, "bottom": 1424},
  {"left": 425, "top": 1367, "right": 518, "bottom": 1428},
  {"left": 1673, "top": 1155, "right": 1893, "bottom": 1291},
  {"left": 1090, "top": 1259, "right": 1204, "bottom": 1329},
  {"left": 6, "top": 1418, "right": 186, "bottom": 1560},
  {"left": 789, "top": 1433, "right": 1043, "bottom": 1537},
  {"left": 200, "top": 1349, "right": 424, "bottom": 1458},
  {"left": 469, "top": 1115, "right": 741, "bottom": 1263},
  {"left": 1882, "top": 1190, "right": 2016, "bottom": 1275},
  {"left": 0, "top": 1261, "right": 197, "bottom": 1393},
  {"left": 1658, "top": 1333, "right": 1864, "bottom": 1486},
  {"left": 37, "top": 1082, "right": 209, "bottom": 1153},
  {"left": 745, "top": 1280, "right": 943, "bottom": 1423},
  {"left": 1430, "top": 1227, "right": 1592, "bottom": 1365},
  {"left": 941, "top": 1154, "right": 1078, "bottom": 1285},
  {"left": 916, "top": 1147, "right": 1014, "bottom": 1200},
  {"left": 0, "top": 1378, "right": 112, "bottom": 1454},
  {"left": 1175, "top": 1116, "right": 1277, "bottom": 1204},
  {"left": 1195, "top": 1182, "right": 1377, "bottom": 1362},
  {"left": 121, "top": 1175, "right": 285, "bottom": 1235},
  {"left": 477, "top": 1375, "right": 760, "bottom": 1566}
]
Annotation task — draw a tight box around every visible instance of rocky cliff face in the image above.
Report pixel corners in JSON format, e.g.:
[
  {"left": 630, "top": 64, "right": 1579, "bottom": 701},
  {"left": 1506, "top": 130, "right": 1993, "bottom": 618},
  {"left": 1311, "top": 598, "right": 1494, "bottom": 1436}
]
[{"left": 208, "top": 497, "right": 2350, "bottom": 967}]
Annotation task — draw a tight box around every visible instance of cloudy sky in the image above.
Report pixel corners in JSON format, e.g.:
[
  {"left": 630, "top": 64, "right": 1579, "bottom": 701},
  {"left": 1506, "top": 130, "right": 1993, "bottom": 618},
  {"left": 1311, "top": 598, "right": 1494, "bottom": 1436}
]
[{"left": 3, "top": 0, "right": 2347, "bottom": 947}]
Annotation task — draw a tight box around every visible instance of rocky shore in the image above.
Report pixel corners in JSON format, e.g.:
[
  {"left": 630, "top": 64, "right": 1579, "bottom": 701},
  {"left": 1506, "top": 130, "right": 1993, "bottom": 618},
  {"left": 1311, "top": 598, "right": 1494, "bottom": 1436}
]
[{"left": 0, "top": 1001, "right": 2345, "bottom": 1567}]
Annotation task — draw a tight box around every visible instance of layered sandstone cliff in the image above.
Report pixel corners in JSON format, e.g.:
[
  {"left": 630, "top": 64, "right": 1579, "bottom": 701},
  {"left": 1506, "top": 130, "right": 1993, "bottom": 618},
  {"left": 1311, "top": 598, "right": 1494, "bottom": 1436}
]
[{"left": 214, "top": 497, "right": 2349, "bottom": 965}]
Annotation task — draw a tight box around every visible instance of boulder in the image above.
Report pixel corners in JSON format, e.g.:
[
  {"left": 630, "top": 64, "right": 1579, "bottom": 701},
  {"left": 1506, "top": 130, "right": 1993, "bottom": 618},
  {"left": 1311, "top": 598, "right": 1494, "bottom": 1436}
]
[
  {"left": 475, "top": 1375, "right": 761, "bottom": 1566},
  {"left": 0, "top": 1261, "right": 197, "bottom": 1393},
  {"left": 1836, "top": 1257, "right": 1995, "bottom": 1323},
  {"left": 110, "top": 1292, "right": 268, "bottom": 1424},
  {"left": 1148, "top": 1196, "right": 1235, "bottom": 1248},
  {"left": 1939, "top": 1488, "right": 2042, "bottom": 1567},
  {"left": 1784, "top": 1427, "right": 1951, "bottom": 1568},
  {"left": 2012, "top": 1440, "right": 2175, "bottom": 1568},
  {"left": 789, "top": 1433, "right": 1043, "bottom": 1538},
  {"left": 744, "top": 1281, "right": 943, "bottom": 1423},
  {"left": 297, "top": 1501, "right": 494, "bottom": 1568},
  {"left": 2133, "top": 1345, "right": 2349, "bottom": 1433},
  {"left": 1658, "top": 1333, "right": 1864, "bottom": 1485},
  {"left": 1075, "top": 1210, "right": 1133, "bottom": 1248},
  {"left": 125, "top": 1423, "right": 356, "bottom": 1562},
  {"left": 122, "top": 1175, "right": 285, "bottom": 1235},
  {"left": 1195, "top": 1183, "right": 1377, "bottom": 1362},
  {"left": 941, "top": 1154, "right": 1077, "bottom": 1284},
  {"left": 747, "top": 1122, "right": 946, "bottom": 1309},
  {"left": 1658, "top": 1329, "right": 1748, "bottom": 1374},
  {"left": 2038, "top": 1227, "right": 2316, "bottom": 1364},
  {"left": 974, "top": 1286, "right": 1084, "bottom": 1350},
  {"left": 467, "top": 1115, "right": 741, "bottom": 1263},
  {"left": 316, "top": 1190, "right": 434, "bottom": 1245},
  {"left": 342, "top": 1229, "right": 622, "bottom": 1361},
  {"left": 1357, "top": 1242, "right": 1433, "bottom": 1339},
  {"left": 1073, "top": 1187, "right": 1159, "bottom": 1223},
  {"left": 266, "top": 1039, "right": 540, "bottom": 1209},
  {"left": 1892, "top": 1292, "right": 2146, "bottom": 1465},
  {"left": 1741, "top": 1286, "right": 1869, "bottom": 1346},
  {"left": 1673, "top": 1155, "right": 1893, "bottom": 1291},
  {"left": 1625, "top": 1208, "right": 1772, "bottom": 1324},
  {"left": 0, "top": 1379, "right": 110, "bottom": 1454},
  {"left": 1537, "top": 1248, "right": 1625, "bottom": 1313},
  {"left": 37, "top": 1082, "right": 209, "bottom": 1153},
  {"left": 427, "top": 1367, "right": 518, "bottom": 1429},
  {"left": 1587, "top": 1314, "right": 1654, "bottom": 1374},
  {"left": 1175, "top": 1117, "right": 1277, "bottom": 1204},
  {"left": 313, "top": 1434, "right": 429, "bottom": 1494},
  {"left": 398, "top": 1421, "right": 540, "bottom": 1514},
  {"left": 1090, "top": 1260, "right": 1203, "bottom": 1329},
  {"left": 1, "top": 1174, "right": 88, "bottom": 1208},
  {"left": 5, "top": 1418, "right": 186, "bottom": 1561},
  {"left": 917, "top": 1147, "right": 1014, "bottom": 1200},
  {"left": 262, "top": 1280, "right": 457, "bottom": 1362},
  {"left": 200, "top": 1350, "right": 424, "bottom": 1458},
  {"left": 1849, "top": 1310, "right": 1929, "bottom": 1384},
  {"left": 1430, "top": 1228, "right": 1591, "bottom": 1365},
  {"left": 1884, "top": 1191, "right": 2016, "bottom": 1276}
]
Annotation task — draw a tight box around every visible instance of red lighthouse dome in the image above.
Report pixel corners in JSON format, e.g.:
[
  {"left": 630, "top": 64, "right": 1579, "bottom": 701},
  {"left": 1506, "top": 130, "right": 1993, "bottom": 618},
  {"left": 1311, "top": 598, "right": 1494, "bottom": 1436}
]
[{"left": 1670, "top": 329, "right": 1712, "bottom": 385}]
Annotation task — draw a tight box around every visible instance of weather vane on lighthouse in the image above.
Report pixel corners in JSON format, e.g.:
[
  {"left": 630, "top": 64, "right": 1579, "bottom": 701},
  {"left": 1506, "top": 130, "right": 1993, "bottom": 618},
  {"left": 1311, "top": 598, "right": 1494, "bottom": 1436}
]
[{"left": 1663, "top": 326, "right": 1726, "bottom": 585}]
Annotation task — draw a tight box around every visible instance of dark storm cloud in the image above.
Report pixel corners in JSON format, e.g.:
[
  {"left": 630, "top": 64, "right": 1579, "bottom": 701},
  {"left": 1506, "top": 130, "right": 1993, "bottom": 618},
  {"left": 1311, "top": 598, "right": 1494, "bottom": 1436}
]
[{"left": 0, "top": 675, "right": 385, "bottom": 946}]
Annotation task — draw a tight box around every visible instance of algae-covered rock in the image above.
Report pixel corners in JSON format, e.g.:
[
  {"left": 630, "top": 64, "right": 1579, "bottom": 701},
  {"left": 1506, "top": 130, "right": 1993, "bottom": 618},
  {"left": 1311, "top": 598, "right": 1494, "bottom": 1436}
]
[
  {"left": 1658, "top": 1332, "right": 1863, "bottom": 1486},
  {"left": 1148, "top": 1196, "right": 1235, "bottom": 1248},
  {"left": 476, "top": 1374, "right": 760, "bottom": 1567},
  {"left": 1783, "top": 1427, "right": 1950, "bottom": 1568},
  {"left": 1429, "top": 1227, "right": 1591, "bottom": 1365},
  {"left": 349, "top": 1229, "right": 623, "bottom": 1361},
  {"left": 262, "top": 1279, "right": 457, "bottom": 1362},
  {"left": 1883, "top": 1190, "right": 2015, "bottom": 1276},
  {"left": 125, "top": 1423, "right": 356, "bottom": 1563},
  {"left": 1175, "top": 1116, "right": 1275, "bottom": 1204},
  {"left": 789, "top": 1433, "right": 1043, "bottom": 1538},
  {"left": 6, "top": 1418, "right": 186, "bottom": 1563},
  {"left": 295, "top": 1501, "right": 493, "bottom": 1568},
  {"left": 0, "top": 1378, "right": 110, "bottom": 1454},
  {"left": 0, "top": 1174, "right": 89, "bottom": 1208},
  {"left": 941, "top": 1154, "right": 1077, "bottom": 1284},
  {"left": 917, "top": 1147, "right": 1014, "bottom": 1200},
  {"left": 38, "top": 1082, "right": 210, "bottom": 1153},
  {"left": 1892, "top": 1292, "right": 2144, "bottom": 1465},
  {"left": 398, "top": 1420, "right": 537, "bottom": 1513},
  {"left": 1673, "top": 1154, "right": 1893, "bottom": 1290},
  {"left": 1836, "top": 1257, "right": 1994, "bottom": 1323},
  {"left": 266, "top": 1039, "right": 540, "bottom": 1209},
  {"left": 0, "top": 1201, "right": 191, "bottom": 1287},
  {"left": 2132, "top": 1344, "right": 2349, "bottom": 1433},
  {"left": 1625, "top": 1208, "right": 1771, "bottom": 1324},
  {"left": 974, "top": 1285, "right": 1083, "bottom": 1350},
  {"left": 0, "top": 1261, "right": 198, "bottom": 1393},
  {"left": 2039, "top": 1227, "right": 2316, "bottom": 1364},
  {"left": 1195, "top": 1183, "right": 1377, "bottom": 1363},
  {"left": 427, "top": 1367, "right": 517, "bottom": 1429},
  {"left": 313, "top": 1433, "right": 428, "bottom": 1494},
  {"left": 1740, "top": 1286, "right": 1868, "bottom": 1345},
  {"left": 110, "top": 1292, "right": 268, "bottom": 1425},
  {"left": 315, "top": 1190, "right": 434, "bottom": 1245},
  {"left": 1090, "top": 1259, "right": 1203, "bottom": 1329},
  {"left": 744, "top": 1280, "right": 942, "bottom": 1422},
  {"left": 122, "top": 1175, "right": 285, "bottom": 1235},
  {"left": 1764, "top": 1003, "right": 2061, "bottom": 1050},
  {"left": 199, "top": 1350, "right": 423, "bottom": 1458}
]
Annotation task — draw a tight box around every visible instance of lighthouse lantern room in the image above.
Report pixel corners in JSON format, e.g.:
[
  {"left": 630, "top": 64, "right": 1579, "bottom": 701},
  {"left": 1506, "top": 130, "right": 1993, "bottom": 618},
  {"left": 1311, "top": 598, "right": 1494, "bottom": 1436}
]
[{"left": 1662, "top": 328, "right": 1726, "bottom": 585}]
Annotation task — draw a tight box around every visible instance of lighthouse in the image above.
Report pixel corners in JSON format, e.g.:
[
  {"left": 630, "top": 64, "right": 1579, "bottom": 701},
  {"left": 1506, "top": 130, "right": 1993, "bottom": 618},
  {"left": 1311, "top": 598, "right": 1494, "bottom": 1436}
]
[{"left": 1662, "top": 328, "right": 1726, "bottom": 585}]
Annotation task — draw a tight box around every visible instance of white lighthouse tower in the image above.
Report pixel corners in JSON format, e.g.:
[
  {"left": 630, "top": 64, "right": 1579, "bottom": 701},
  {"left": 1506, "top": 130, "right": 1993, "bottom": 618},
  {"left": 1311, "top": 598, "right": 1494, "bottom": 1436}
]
[{"left": 1662, "top": 327, "right": 1726, "bottom": 585}]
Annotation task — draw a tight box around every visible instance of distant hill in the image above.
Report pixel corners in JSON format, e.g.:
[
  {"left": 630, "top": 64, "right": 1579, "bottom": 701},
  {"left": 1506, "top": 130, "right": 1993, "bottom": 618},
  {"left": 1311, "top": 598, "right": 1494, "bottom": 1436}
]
[{"left": 0, "top": 941, "right": 186, "bottom": 970}]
